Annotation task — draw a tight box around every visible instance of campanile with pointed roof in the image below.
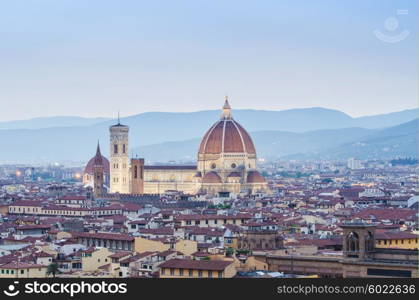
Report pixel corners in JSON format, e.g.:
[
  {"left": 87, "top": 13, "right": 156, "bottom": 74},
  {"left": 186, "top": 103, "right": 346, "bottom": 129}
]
[
  {"left": 109, "top": 115, "right": 130, "bottom": 194},
  {"left": 93, "top": 142, "right": 105, "bottom": 198}
]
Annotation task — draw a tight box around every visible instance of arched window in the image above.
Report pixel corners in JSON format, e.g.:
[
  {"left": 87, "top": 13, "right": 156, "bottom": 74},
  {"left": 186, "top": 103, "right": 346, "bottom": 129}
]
[
  {"left": 365, "top": 231, "right": 374, "bottom": 252},
  {"left": 346, "top": 232, "right": 359, "bottom": 253},
  {"left": 134, "top": 166, "right": 138, "bottom": 179}
]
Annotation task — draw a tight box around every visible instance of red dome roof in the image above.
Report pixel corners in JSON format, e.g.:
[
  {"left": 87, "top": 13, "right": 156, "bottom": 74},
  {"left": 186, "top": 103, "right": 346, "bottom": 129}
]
[
  {"left": 199, "top": 99, "right": 256, "bottom": 156},
  {"left": 247, "top": 171, "right": 266, "bottom": 183},
  {"left": 202, "top": 172, "right": 222, "bottom": 183},
  {"left": 198, "top": 119, "right": 256, "bottom": 155},
  {"left": 228, "top": 172, "right": 241, "bottom": 177},
  {"left": 84, "top": 155, "right": 110, "bottom": 175}
]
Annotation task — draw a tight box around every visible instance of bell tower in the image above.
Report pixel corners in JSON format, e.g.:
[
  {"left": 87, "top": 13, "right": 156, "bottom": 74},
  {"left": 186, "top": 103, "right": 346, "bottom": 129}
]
[
  {"left": 93, "top": 142, "right": 104, "bottom": 198},
  {"left": 131, "top": 158, "right": 144, "bottom": 194},
  {"left": 109, "top": 114, "right": 130, "bottom": 194},
  {"left": 341, "top": 221, "right": 376, "bottom": 261}
]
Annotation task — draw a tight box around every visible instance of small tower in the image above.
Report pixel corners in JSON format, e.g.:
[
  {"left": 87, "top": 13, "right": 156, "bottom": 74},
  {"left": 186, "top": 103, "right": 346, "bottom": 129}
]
[
  {"left": 341, "top": 221, "right": 376, "bottom": 261},
  {"left": 109, "top": 114, "right": 130, "bottom": 194},
  {"left": 93, "top": 142, "right": 104, "bottom": 198},
  {"left": 131, "top": 158, "right": 144, "bottom": 194},
  {"left": 221, "top": 96, "right": 232, "bottom": 120}
]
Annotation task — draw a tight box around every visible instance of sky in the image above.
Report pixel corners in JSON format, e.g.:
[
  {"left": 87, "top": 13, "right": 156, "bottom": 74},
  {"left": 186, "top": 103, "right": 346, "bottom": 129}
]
[{"left": 0, "top": 0, "right": 417, "bottom": 121}]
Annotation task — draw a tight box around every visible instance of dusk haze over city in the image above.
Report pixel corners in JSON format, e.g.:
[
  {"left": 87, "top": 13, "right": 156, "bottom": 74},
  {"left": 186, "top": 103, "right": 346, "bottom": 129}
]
[{"left": 0, "top": 1, "right": 417, "bottom": 299}]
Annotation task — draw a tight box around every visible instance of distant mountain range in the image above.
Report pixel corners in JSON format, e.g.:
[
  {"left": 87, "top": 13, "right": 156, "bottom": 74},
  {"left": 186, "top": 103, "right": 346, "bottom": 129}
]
[
  {"left": 294, "top": 118, "right": 419, "bottom": 160},
  {"left": 135, "top": 119, "right": 418, "bottom": 162},
  {"left": 0, "top": 107, "right": 417, "bottom": 164},
  {"left": 0, "top": 116, "right": 111, "bottom": 130},
  {"left": 0, "top": 107, "right": 417, "bottom": 132}
]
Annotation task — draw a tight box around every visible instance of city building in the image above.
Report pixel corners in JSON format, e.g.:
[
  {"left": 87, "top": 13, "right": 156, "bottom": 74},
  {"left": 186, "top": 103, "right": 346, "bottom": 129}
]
[
  {"left": 347, "top": 158, "right": 363, "bottom": 170},
  {"left": 84, "top": 98, "right": 269, "bottom": 196},
  {"left": 257, "top": 222, "right": 418, "bottom": 278},
  {"left": 159, "top": 258, "right": 236, "bottom": 278}
]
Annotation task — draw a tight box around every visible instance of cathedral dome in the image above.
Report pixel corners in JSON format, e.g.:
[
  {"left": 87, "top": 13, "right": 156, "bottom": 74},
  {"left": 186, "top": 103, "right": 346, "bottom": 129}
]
[
  {"left": 228, "top": 172, "right": 241, "bottom": 178},
  {"left": 198, "top": 98, "right": 256, "bottom": 155},
  {"left": 202, "top": 171, "right": 222, "bottom": 183},
  {"left": 247, "top": 171, "right": 266, "bottom": 183},
  {"left": 84, "top": 144, "right": 110, "bottom": 175}
]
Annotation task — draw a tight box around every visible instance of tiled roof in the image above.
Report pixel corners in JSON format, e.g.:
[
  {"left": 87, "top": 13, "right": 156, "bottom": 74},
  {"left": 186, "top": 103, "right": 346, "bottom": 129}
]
[
  {"left": 0, "top": 261, "right": 45, "bottom": 269},
  {"left": 159, "top": 258, "right": 233, "bottom": 271},
  {"left": 10, "top": 200, "right": 44, "bottom": 207},
  {"left": 176, "top": 213, "right": 251, "bottom": 221},
  {"left": 247, "top": 171, "right": 266, "bottom": 183},
  {"left": 198, "top": 118, "right": 256, "bottom": 155},
  {"left": 354, "top": 208, "right": 417, "bottom": 221},
  {"left": 108, "top": 251, "right": 131, "bottom": 259},
  {"left": 144, "top": 165, "right": 196, "bottom": 170},
  {"left": 139, "top": 228, "right": 174, "bottom": 235},
  {"left": 375, "top": 231, "right": 418, "bottom": 240},
  {"left": 75, "top": 232, "right": 134, "bottom": 241}
]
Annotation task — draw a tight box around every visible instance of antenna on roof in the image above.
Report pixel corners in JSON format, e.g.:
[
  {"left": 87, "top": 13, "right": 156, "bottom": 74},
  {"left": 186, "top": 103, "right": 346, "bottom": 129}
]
[{"left": 117, "top": 110, "right": 120, "bottom": 125}]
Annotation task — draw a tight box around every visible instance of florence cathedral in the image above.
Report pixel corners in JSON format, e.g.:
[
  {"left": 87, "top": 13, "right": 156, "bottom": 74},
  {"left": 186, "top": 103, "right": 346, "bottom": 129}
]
[{"left": 83, "top": 98, "right": 269, "bottom": 197}]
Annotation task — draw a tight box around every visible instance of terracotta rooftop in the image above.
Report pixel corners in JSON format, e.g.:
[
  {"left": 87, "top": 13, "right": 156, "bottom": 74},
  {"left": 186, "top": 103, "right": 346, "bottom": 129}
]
[
  {"left": 159, "top": 258, "right": 233, "bottom": 271},
  {"left": 247, "top": 171, "right": 266, "bottom": 183},
  {"left": 199, "top": 102, "right": 256, "bottom": 155},
  {"left": 108, "top": 251, "right": 132, "bottom": 259},
  {"left": 0, "top": 261, "right": 45, "bottom": 269},
  {"left": 375, "top": 231, "right": 418, "bottom": 240},
  {"left": 202, "top": 172, "right": 222, "bottom": 184},
  {"left": 84, "top": 154, "right": 110, "bottom": 175},
  {"left": 144, "top": 165, "right": 197, "bottom": 170},
  {"left": 75, "top": 232, "right": 134, "bottom": 241},
  {"left": 354, "top": 208, "right": 417, "bottom": 221}
]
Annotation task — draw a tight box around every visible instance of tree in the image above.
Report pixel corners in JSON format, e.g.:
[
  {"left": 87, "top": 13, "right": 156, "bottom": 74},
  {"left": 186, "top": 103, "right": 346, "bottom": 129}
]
[
  {"left": 236, "top": 249, "right": 251, "bottom": 256},
  {"left": 225, "top": 247, "right": 235, "bottom": 257},
  {"left": 47, "top": 263, "right": 60, "bottom": 278}
]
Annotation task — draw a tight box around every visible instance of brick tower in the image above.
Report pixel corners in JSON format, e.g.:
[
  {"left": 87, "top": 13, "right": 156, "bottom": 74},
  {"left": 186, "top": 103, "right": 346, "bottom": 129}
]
[{"left": 131, "top": 158, "right": 144, "bottom": 194}]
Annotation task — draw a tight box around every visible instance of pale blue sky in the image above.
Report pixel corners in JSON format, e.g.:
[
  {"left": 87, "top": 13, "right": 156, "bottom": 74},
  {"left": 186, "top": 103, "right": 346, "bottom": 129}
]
[{"left": 0, "top": 0, "right": 417, "bottom": 121}]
